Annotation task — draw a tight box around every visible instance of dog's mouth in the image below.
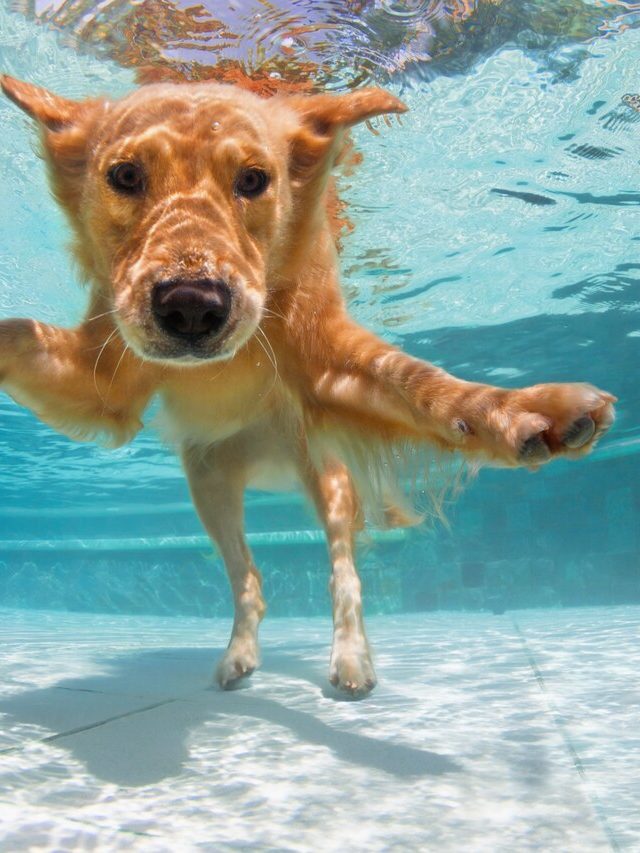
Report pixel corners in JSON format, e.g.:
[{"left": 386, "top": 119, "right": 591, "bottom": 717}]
[
  {"left": 114, "top": 274, "right": 264, "bottom": 364},
  {"left": 139, "top": 329, "right": 241, "bottom": 364}
]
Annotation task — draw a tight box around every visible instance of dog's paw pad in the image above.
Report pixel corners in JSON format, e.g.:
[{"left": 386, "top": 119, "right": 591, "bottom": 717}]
[
  {"left": 518, "top": 432, "right": 551, "bottom": 463},
  {"left": 562, "top": 414, "right": 596, "bottom": 449}
]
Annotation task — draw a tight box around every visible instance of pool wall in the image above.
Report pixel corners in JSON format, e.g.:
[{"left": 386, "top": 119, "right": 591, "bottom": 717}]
[{"left": 1, "top": 450, "right": 637, "bottom": 617}]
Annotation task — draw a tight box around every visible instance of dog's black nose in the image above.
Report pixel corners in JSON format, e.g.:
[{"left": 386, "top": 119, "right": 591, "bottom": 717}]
[{"left": 152, "top": 278, "right": 232, "bottom": 338}]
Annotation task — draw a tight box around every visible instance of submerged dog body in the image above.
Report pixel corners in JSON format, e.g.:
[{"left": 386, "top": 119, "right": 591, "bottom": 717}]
[{"left": 0, "top": 76, "right": 615, "bottom": 694}]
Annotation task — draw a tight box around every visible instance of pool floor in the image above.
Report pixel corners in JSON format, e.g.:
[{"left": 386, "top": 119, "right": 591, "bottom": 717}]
[{"left": 0, "top": 606, "right": 637, "bottom": 851}]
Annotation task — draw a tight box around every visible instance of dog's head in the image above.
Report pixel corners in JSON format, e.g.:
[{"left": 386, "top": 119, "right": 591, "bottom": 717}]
[{"left": 1, "top": 76, "right": 405, "bottom": 364}]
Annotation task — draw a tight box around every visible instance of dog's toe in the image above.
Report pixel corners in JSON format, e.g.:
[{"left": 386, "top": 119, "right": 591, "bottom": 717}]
[
  {"left": 215, "top": 644, "right": 259, "bottom": 689},
  {"left": 329, "top": 647, "right": 377, "bottom": 698}
]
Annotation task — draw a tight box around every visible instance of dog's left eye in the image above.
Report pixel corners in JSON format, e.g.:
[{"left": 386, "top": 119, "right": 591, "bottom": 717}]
[
  {"left": 234, "top": 168, "right": 270, "bottom": 199},
  {"left": 107, "top": 162, "right": 145, "bottom": 196}
]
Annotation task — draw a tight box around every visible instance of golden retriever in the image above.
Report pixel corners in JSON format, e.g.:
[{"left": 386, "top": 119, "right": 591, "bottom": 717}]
[{"left": 0, "top": 75, "right": 615, "bottom": 695}]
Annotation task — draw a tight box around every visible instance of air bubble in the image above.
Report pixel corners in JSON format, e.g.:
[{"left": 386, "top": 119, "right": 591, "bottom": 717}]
[
  {"left": 278, "top": 35, "right": 307, "bottom": 57},
  {"left": 379, "top": 0, "right": 430, "bottom": 19}
]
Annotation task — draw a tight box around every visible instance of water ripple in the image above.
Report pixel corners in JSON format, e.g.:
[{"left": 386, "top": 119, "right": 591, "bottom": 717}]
[{"left": 9, "top": 0, "right": 640, "bottom": 87}]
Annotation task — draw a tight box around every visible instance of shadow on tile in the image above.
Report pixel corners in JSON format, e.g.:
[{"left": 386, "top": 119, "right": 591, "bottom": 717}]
[{"left": 0, "top": 647, "right": 460, "bottom": 787}]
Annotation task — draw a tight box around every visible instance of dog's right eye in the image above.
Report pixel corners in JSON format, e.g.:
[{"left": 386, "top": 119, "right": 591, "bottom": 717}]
[
  {"left": 107, "top": 162, "right": 145, "bottom": 196},
  {"left": 234, "top": 167, "right": 270, "bottom": 199}
]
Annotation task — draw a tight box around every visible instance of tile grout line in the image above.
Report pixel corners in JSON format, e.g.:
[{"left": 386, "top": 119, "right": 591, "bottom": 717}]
[
  {"left": 0, "top": 697, "right": 180, "bottom": 756},
  {"left": 512, "top": 618, "right": 620, "bottom": 853}
]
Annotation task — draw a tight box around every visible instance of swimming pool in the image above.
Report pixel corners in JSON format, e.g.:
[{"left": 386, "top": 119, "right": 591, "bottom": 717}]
[
  {"left": 1, "top": 0, "right": 638, "bottom": 617},
  {"left": 0, "top": 1, "right": 639, "bottom": 848}
]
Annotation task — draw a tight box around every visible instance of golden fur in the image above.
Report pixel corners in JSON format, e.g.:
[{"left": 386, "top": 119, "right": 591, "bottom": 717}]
[{"left": 0, "top": 75, "right": 616, "bottom": 695}]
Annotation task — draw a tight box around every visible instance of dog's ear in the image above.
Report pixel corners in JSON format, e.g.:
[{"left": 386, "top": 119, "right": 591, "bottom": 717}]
[
  {"left": 2, "top": 75, "right": 104, "bottom": 220},
  {"left": 1, "top": 75, "right": 83, "bottom": 130},
  {"left": 287, "top": 88, "right": 407, "bottom": 174}
]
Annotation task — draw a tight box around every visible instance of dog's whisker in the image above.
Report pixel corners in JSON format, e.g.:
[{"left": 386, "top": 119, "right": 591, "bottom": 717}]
[
  {"left": 262, "top": 306, "right": 288, "bottom": 324},
  {"left": 84, "top": 308, "right": 118, "bottom": 324},
  {"left": 205, "top": 357, "right": 233, "bottom": 384},
  {"left": 102, "top": 341, "right": 130, "bottom": 415},
  {"left": 92, "top": 327, "right": 119, "bottom": 406},
  {"left": 255, "top": 324, "right": 280, "bottom": 399}
]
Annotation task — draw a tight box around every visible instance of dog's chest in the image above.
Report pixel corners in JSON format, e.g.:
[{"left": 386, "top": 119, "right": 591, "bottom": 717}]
[{"left": 158, "top": 355, "right": 285, "bottom": 445}]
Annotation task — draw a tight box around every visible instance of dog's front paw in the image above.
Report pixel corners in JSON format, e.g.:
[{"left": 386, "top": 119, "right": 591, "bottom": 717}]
[
  {"left": 455, "top": 382, "right": 615, "bottom": 467},
  {"left": 329, "top": 642, "right": 377, "bottom": 697},
  {"left": 215, "top": 639, "right": 260, "bottom": 689}
]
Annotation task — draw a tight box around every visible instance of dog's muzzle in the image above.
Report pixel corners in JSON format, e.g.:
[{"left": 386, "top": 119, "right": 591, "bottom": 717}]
[{"left": 151, "top": 277, "right": 232, "bottom": 340}]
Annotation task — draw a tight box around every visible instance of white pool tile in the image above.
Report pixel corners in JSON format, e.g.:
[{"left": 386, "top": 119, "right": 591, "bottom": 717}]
[{"left": 0, "top": 607, "right": 637, "bottom": 851}]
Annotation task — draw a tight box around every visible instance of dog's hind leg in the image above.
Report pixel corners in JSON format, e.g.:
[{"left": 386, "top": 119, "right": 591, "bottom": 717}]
[
  {"left": 182, "top": 442, "right": 266, "bottom": 689},
  {"left": 306, "top": 460, "right": 376, "bottom": 697}
]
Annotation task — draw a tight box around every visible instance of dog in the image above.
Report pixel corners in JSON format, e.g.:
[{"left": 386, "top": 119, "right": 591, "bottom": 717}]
[{"left": 0, "top": 75, "right": 616, "bottom": 695}]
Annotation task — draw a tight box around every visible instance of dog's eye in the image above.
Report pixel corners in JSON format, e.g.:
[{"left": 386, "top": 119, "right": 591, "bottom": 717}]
[
  {"left": 107, "top": 162, "right": 145, "bottom": 196},
  {"left": 234, "top": 168, "right": 270, "bottom": 199}
]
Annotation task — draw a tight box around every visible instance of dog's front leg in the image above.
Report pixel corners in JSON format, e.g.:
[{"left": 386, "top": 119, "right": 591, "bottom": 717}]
[
  {"left": 309, "top": 317, "right": 616, "bottom": 466},
  {"left": 182, "top": 443, "right": 266, "bottom": 688},
  {"left": 305, "top": 460, "right": 375, "bottom": 697},
  {"left": 0, "top": 317, "right": 153, "bottom": 445}
]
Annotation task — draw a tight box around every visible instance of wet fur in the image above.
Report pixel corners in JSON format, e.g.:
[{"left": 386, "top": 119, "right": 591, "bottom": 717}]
[{"left": 0, "top": 75, "right": 616, "bottom": 695}]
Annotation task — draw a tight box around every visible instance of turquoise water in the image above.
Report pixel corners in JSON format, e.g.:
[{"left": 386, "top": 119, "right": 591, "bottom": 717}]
[{"left": 1, "top": 1, "right": 639, "bottom": 617}]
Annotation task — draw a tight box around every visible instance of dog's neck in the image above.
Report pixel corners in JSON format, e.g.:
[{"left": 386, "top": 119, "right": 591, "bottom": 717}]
[{"left": 269, "top": 221, "right": 338, "bottom": 291}]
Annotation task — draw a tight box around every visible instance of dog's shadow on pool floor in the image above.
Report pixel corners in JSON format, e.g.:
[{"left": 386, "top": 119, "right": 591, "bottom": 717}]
[{"left": 0, "top": 647, "right": 460, "bottom": 787}]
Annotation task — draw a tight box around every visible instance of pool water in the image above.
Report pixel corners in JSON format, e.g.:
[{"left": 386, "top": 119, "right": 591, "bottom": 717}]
[{"left": 0, "top": 1, "right": 639, "bottom": 848}]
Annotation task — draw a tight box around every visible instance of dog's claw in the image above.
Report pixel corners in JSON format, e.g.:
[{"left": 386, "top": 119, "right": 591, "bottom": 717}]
[
  {"left": 454, "top": 417, "right": 472, "bottom": 436},
  {"left": 339, "top": 679, "right": 375, "bottom": 698}
]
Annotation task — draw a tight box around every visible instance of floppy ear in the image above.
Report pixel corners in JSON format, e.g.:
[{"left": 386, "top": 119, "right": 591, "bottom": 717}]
[
  {"left": 1, "top": 75, "right": 104, "bottom": 220},
  {"left": 1, "top": 75, "right": 83, "bottom": 130},
  {"left": 287, "top": 88, "right": 407, "bottom": 173}
]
